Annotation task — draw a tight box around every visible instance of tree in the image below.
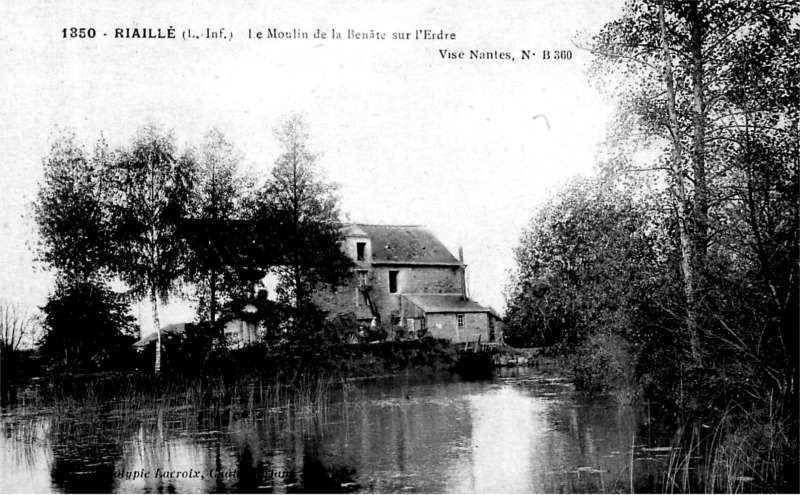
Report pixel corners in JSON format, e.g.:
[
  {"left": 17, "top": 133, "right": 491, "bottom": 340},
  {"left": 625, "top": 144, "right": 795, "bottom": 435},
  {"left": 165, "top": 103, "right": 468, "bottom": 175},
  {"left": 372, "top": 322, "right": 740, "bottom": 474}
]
[
  {"left": 505, "top": 177, "right": 677, "bottom": 349},
  {"left": 0, "top": 299, "right": 42, "bottom": 351},
  {"left": 587, "top": 0, "right": 799, "bottom": 366},
  {"left": 0, "top": 299, "right": 42, "bottom": 402},
  {"left": 505, "top": 177, "right": 691, "bottom": 396},
  {"left": 34, "top": 131, "right": 117, "bottom": 282},
  {"left": 184, "top": 129, "right": 250, "bottom": 334},
  {"left": 260, "top": 114, "right": 353, "bottom": 328},
  {"left": 38, "top": 279, "right": 138, "bottom": 372},
  {"left": 1, "top": 300, "right": 42, "bottom": 403},
  {"left": 110, "top": 124, "right": 195, "bottom": 373}
]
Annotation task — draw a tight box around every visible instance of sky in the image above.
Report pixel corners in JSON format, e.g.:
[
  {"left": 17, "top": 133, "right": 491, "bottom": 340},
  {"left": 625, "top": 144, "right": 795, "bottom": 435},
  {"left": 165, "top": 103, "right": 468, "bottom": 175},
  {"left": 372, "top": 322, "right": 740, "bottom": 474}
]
[{"left": 1, "top": 0, "right": 626, "bottom": 334}]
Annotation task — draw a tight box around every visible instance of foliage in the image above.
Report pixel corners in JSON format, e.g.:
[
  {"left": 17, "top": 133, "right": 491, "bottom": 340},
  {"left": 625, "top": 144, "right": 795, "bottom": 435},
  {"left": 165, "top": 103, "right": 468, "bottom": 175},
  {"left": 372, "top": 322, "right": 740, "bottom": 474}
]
[
  {"left": 110, "top": 123, "right": 196, "bottom": 371},
  {"left": 218, "top": 289, "right": 289, "bottom": 346},
  {"left": 32, "top": 118, "right": 358, "bottom": 372},
  {"left": 571, "top": 333, "right": 638, "bottom": 399},
  {"left": 259, "top": 114, "right": 354, "bottom": 314},
  {"left": 505, "top": 177, "right": 679, "bottom": 350},
  {"left": 584, "top": 0, "right": 799, "bottom": 405},
  {"left": 189, "top": 129, "right": 245, "bottom": 220},
  {"left": 38, "top": 279, "right": 138, "bottom": 372},
  {"left": 33, "top": 125, "right": 197, "bottom": 373},
  {"left": 136, "top": 322, "right": 224, "bottom": 378},
  {"left": 111, "top": 123, "right": 195, "bottom": 306},
  {"left": 183, "top": 129, "right": 256, "bottom": 328},
  {"left": 361, "top": 323, "right": 389, "bottom": 343},
  {"left": 587, "top": 0, "right": 800, "bottom": 367},
  {"left": 501, "top": 3, "right": 800, "bottom": 489},
  {"left": 0, "top": 346, "right": 42, "bottom": 404},
  {"left": 34, "top": 131, "right": 117, "bottom": 281}
]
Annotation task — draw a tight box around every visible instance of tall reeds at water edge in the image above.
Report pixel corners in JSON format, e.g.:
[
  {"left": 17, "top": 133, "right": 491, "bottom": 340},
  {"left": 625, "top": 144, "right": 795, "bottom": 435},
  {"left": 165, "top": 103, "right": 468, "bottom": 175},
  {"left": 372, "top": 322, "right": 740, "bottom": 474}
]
[
  {"left": 8, "top": 338, "right": 457, "bottom": 419},
  {"left": 662, "top": 399, "right": 797, "bottom": 493},
  {"left": 6, "top": 372, "right": 338, "bottom": 448},
  {"left": 3, "top": 372, "right": 339, "bottom": 487}
]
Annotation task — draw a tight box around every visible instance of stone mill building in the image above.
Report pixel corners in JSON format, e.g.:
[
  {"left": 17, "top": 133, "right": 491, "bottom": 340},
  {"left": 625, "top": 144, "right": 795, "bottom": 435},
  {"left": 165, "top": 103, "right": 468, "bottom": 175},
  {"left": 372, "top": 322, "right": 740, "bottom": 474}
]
[{"left": 316, "top": 224, "right": 497, "bottom": 343}]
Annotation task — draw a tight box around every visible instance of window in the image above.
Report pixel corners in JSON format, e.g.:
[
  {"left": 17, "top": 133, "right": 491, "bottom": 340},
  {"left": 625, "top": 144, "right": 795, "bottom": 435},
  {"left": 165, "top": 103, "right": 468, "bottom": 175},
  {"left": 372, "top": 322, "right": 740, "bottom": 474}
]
[
  {"left": 356, "top": 242, "right": 366, "bottom": 261},
  {"left": 389, "top": 270, "right": 398, "bottom": 293},
  {"left": 357, "top": 270, "right": 368, "bottom": 286},
  {"left": 456, "top": 313, "right": 465, "bottom": 329}
]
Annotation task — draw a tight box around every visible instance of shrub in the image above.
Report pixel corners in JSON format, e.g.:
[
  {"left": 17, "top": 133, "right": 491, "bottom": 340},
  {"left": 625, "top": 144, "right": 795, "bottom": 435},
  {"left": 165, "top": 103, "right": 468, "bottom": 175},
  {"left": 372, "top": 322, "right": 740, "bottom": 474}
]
[
  {"left": 571, "top": 332, "right": 639, "bottom": 400},
  {"left": 39, "top": 279, "right": 139, "bottom": 373}
]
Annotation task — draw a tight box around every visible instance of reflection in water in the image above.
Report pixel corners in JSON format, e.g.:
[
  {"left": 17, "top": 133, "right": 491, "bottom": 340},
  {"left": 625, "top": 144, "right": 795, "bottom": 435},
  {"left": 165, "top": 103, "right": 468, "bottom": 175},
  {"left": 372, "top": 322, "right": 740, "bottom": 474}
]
[
  {"left": 2, "top": 367, "right": 672, "bottom": 493},
  {"left": 1, "top": 416, "right": 53, "bottom": 493},
  {"left": 462, "top": 386, "right": 545, "bottom": 493},
  {"left": 50, "top": 443, "right": 119, "bottom": 494}
]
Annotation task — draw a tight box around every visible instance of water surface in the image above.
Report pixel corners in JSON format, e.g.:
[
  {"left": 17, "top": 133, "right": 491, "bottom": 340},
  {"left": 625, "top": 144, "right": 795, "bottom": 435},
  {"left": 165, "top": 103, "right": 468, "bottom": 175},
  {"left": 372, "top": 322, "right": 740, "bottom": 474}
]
[{"left": 2, "top": 367, "right": 674, "bottom": 493}]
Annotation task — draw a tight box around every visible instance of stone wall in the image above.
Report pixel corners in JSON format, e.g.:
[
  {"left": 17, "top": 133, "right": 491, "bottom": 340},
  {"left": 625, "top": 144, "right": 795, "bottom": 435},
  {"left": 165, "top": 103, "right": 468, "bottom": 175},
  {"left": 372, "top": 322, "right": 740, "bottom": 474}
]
[
  {"left": 368, "top": 266, "right": 461, "bottom": 319},
  {"left": 316, "top": 265, "right": 462, "bottom": 323},
  {"left": 313, "top": 272, "right": 375, "bottom": 321},
  {"left": 427, "top": 312, "right": 490, "bottom": 343}
]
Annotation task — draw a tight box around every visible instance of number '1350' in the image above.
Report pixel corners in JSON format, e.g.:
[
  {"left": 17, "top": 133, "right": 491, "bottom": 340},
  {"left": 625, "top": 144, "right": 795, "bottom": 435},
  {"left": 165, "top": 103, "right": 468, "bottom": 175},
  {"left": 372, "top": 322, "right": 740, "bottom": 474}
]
[{"left": 62, "top": 28, "right": 96, "bottom": 38}]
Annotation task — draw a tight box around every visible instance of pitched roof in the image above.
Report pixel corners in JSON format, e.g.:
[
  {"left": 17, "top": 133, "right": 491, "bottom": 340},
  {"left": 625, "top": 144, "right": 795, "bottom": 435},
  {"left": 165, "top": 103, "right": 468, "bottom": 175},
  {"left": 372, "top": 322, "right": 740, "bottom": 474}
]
[
  {"left": 350, "top": 224, "right": 461, "bottom": 265},
  {"left": 402, "top": 294, "right": 490, "bottom": 314}
]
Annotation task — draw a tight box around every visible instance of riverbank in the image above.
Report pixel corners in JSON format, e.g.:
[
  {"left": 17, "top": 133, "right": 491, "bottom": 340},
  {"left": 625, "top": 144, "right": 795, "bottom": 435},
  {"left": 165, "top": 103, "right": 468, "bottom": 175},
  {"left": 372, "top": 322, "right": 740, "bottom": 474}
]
[
  {"left": 4, "top": 338, "right": 482, "bottom": 407},
  {"left": 492, "top": 344, "right": 564, "bottom": 367}
]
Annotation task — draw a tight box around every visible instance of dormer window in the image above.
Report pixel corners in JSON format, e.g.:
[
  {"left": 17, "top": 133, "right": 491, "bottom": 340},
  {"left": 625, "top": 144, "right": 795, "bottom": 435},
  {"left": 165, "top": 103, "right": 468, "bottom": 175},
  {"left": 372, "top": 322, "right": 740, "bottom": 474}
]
[{"left": 356, "top": 242, "right": 366, "bottom": 261}]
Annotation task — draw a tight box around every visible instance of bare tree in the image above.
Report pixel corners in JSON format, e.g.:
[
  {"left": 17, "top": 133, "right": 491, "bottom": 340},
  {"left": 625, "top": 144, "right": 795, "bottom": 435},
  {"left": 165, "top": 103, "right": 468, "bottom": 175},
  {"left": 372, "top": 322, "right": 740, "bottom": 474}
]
[{"left": 0, "top": 299, "right": 42, "bottom": 351}]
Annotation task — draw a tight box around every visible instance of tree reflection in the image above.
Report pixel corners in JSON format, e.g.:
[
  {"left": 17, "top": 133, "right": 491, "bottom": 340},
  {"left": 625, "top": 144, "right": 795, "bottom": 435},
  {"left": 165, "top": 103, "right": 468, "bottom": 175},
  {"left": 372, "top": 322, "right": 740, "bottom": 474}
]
[
  {"left": 50, "top": 443, "right": 120, "bottom": 493},
  {"left": 293, "top": 440, "right": 358, "bottom": 494}
]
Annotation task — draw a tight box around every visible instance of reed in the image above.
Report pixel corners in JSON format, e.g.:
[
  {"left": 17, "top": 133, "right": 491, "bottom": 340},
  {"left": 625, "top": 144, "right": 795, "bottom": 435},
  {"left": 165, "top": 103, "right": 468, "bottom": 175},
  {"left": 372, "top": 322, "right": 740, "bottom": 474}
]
[
  {"left": 663, "top": 398, "right": 796, "bottom": 493},
  {"left": 6, "top": 370, "right": 338, "bottom": 454}
]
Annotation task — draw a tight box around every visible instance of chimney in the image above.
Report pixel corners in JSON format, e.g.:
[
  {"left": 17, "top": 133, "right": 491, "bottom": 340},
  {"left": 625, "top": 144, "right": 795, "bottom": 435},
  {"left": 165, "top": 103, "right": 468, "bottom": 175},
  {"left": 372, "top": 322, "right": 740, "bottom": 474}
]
[{"left": 458, "top": 247, "right": 467, "bottom": 300}]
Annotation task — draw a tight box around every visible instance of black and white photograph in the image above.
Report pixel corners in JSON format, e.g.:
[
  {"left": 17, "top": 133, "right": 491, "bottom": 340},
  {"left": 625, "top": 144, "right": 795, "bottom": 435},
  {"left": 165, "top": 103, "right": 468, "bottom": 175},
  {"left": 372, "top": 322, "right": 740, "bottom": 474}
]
[{"left": 1, "top": 0, "right": 798, "bottom": 493}]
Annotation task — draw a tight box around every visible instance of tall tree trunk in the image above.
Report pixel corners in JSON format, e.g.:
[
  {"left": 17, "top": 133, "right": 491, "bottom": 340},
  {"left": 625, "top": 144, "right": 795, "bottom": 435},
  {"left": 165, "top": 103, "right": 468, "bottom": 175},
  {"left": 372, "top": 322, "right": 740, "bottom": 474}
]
[
  {"left": 689, "top": 1, "right": 708, "bottom": 281},
  {"left": 152, "top": 288, "right": 162, "bottom": 374},
  {"left": 291, "top": 154, "right": 303, "bottom": 313},
  {"left": 294, "top": 264, "right": 303, "bottom": 310},
  {"left": 660, "top": 0, "right": 701, "bottom": 364},
  {"left": 210, "top": 269, "right": 217, "bottom": 336}
]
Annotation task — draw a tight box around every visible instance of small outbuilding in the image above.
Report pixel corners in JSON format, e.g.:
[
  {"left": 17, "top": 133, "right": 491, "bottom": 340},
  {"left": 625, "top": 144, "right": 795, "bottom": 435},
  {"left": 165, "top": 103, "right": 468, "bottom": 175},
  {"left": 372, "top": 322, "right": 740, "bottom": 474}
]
[{"left": 400, "top": 294, "right": 491, "bottom": 343}]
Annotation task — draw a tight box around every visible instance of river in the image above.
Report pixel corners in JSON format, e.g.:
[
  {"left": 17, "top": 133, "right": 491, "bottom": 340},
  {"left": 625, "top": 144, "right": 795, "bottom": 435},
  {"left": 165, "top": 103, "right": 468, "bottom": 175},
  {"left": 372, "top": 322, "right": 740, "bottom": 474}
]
[{"left": 1, "top": 366, "right": 677, "bottom": 493}]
